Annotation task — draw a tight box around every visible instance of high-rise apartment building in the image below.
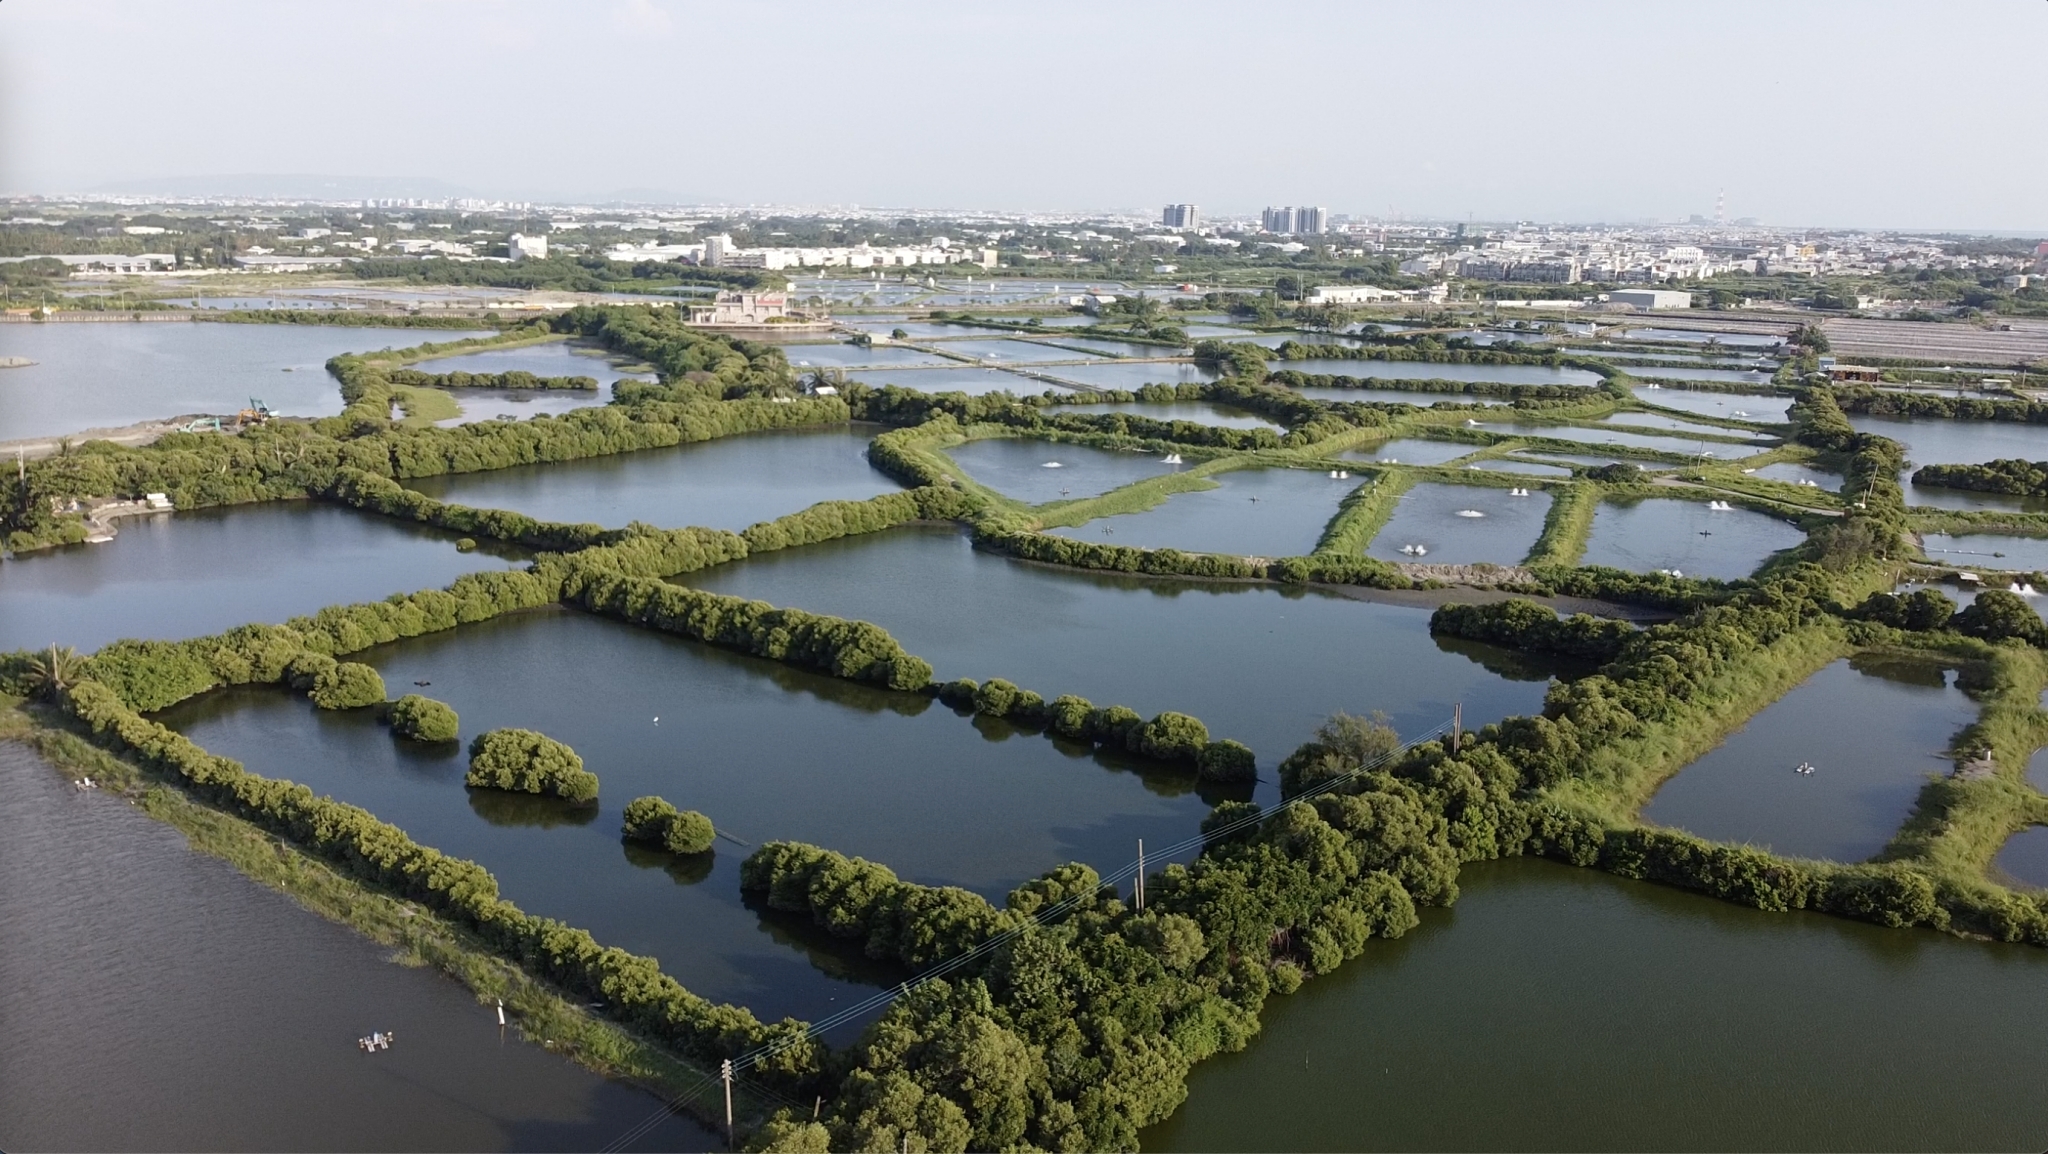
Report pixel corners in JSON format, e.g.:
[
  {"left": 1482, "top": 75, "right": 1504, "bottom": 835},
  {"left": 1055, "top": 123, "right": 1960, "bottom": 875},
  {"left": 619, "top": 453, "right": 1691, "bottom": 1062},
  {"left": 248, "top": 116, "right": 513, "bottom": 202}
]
[
  {"left": 1161, "top": 204, "right": 1200, "bottom": 229},
  {"left": 1295, "top": 206, "right": 1328, "bottom": 235},
  {"left": 1261, "top": 206, "right": 1297, "bottom": 234}
]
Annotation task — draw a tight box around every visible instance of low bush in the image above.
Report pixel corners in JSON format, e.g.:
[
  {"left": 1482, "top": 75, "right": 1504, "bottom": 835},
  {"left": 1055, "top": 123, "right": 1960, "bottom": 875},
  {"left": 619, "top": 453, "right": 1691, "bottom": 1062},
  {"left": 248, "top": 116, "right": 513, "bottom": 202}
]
[
  {"left": 388, "top": 694, "right": 460, "bottom": 742},
  {"left": 466, "top": 728, "right": 599, "bottom": 802}
]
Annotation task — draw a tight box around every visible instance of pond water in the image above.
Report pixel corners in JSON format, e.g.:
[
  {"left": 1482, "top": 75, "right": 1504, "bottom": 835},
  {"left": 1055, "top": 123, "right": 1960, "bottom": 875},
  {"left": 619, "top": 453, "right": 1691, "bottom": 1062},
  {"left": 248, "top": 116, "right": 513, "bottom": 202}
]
[
  {"left": 1580, "top": 499, "right": 1806, "bottom": 580},
  {"left": 835, "top": 321, "right": 974, "bottom": 339},
  {"left": 1024, "top": 336, "right": 1187, "bottom": 358},
  {"left": 1269, "top": 360, "right": 1603, "bottom": 387},
  {"left": 779, "top": 343, "right": 951, "bottom": 369},
  {"left": 160, "top": 609, "right": 1227, "bottom": 1028},
  {"left": 924, "top": 338, "right": 1072, "bottom": 363},
  {"left": 1846, "top": 413, "right": 2048, "bottom": 468},
  {"left": 1461, "top": 459, "right": 1573, "bottom": 478},
  {"left": 1365, "top": 483, "right": 1553, "bottom": 566},
  {"left": 680, "top": 524, "right": 1572, "bottom": 770},
  {"left": 1146, "top": 856, "right": 2048, "bottom": 1152},
  {"left": 1901, "top": 481, "right": 2048, "bottom": 515},
  {"left": 0, "top": 502, "right": 517, "bottom": 654},
  {"left": 0, "top": 744, "right": 713, "bottom": 1154},
  {"left": 1037, "top": 360, "right": 1221, "bottom": 391},
  {"left": 1919, "top": 532, "right": 2048, "bottom": 572},
  {"left": 1054, "top": 400, "right": 1282, "bottom": 430},
  {"left": 1285, "top": 386, "right": 1511, "bottom": 407},
  {"left": 1603, "top": 411, "right": 1759, "bottom": 437},
  {"left": 844, "top": 366, "right": 1058, "bottom": 396},
  {"left": 1992, "top": 826, "right": 2048, "bottom": 888},
  {"left": 1642, "top": 656, "right": 1976, "bottom": 861},
  {"left": 1342, "top": 438, "right": 1479, "bottom": 466},
  {"left": 943, "top": 437, "right": 1174, "bottom": 504},
  {"left": 400, "top": 427, "right": 899, "bottom": 532},
  {"left": 1046, "top": 468, "right": 1354, "bottom": 557},
  {"left": 413, "top": 341, "right": 655, "bottom": 425},
  {"left": 1234, "top": 333, "right": 1365, "bottom": 349},
  {"left": 1515, "top": 450, "right": 1631, "bottom": 469},
  {"left": 1749, "top": 461, "right": 1841, "bottom": 490},
  {"left": 1629, "top": 365, "right": 1781, "bottom": 385},
  {"left": 1623, "top": 327, "right": 1785, "bottom": 348},
  {"left": 1181, "top": 324, "right": 1253, "bottom": 338},
  {"left": 1633, "top": 385, "right": 1795, "bottom": 423},
  {"left": 1476, "top": 421, "right": 1755, "bottom": 457},
  {"left": 0, "top": 321, "right": 492, "bottom": 441}
]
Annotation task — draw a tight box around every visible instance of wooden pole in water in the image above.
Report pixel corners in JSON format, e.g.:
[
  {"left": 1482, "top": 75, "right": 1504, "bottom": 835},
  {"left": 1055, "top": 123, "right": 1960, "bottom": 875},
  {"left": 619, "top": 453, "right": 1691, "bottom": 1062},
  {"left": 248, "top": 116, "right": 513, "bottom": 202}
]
[
  {"left": 722, "top": 1059, "right": 734, "bottom": 1149},
  {"left": 1135, "top": 840, "right": 1145, "bottom": 911},
  {"left": 1452, "top": 703, "right": 1462, "bottom": 753}
]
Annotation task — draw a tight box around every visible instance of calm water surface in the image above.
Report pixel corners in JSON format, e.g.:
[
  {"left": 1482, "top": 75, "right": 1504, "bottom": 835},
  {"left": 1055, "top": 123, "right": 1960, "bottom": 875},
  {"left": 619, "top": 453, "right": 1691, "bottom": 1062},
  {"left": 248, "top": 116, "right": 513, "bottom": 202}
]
[
  {"left": 1580, "top": 499, "right": 1806, "bottom": 580},
  {"left": 682, "top": 525, "right": 1569, "bottom": 769},
  {"left": 1478, "top": 421, "right": 1763, "bottom": 457},
  {"left": 778, "top": 342, "right": 950, "bottom": 369},
  {"left": 0, "top": 321, "right": 490, "bottom": 440},
  {"left": 1603, "top": 411, "right": 1759, "bottom": 436},
  {"left": 1462, "top": 459, "right": 1572, "bottom": 477},
  {"left": 0, "top": 502, "right": 516, "bottom": 653},
  {"left": 1634, "top": 386, "right": 1794, "bottom": 423},
  {"left": 1847, "top": 413, "right": 2048, "bottom": 468},
  {"left": 1034, "top": 360, "right": 1220, "bottom": 391},
  {"left": 401, "top": 427, "right": 900, "bottom": 531},
  {"left": 1342, "top": 438, "right": 1480, "bottom": 466},
  {"left": 413, "top": 341, "right": 653, "bottom": 425},
  {"left": 1286, "top": 386, "right": 1510, "bottom": 406},
  {"left": 1750, "top": 462, "right": 1840, "bottom": 490},
  {"left": 1993, "top": 826, "right": 2048, "bottom": 888},
  {"left": 844, "top": 366, "right": 1056, "bottom": 396},
  {"left": 1642, "top": 657, "right": 1976, "bottom": 861},
  {"left": 945, "top": 437, "right": 1173, "bottom": 503},
  {"left": 1920, "top": 531, "right": 2048, "bottom": 571},
  {"left": 1054, "top": 400, "right": 1281, "bottom": 430},
  {"left": 1023, "top": 336, "right": 1186, "bottom": 358},
  {"left": 0, "top": 744, "right": 713, "bottom": 1153},
  {"left": 1046, "top": 468, "right": 1353, "bottom": 557},
  {"left": 1630, "top": 365, "right": 1781, "bottom": 385},
  {"left": 1365, "top": 482, "right": 1552, "bottom": 566},
  {"left": 1269, "top": 360, "right": 1602, "bottom": 386},
  {"left": 1623, "top": 327, "right": 1784, "bottom": 348},
  {"left": 161, "top": 609, "right": 1230, "bottom": 1026},
  {"left": 928, "top": 338, "right": 1075, "bottom": 363},
  {"left": 1147, "top": 856, "right": 2048, "bottom": 1152}
]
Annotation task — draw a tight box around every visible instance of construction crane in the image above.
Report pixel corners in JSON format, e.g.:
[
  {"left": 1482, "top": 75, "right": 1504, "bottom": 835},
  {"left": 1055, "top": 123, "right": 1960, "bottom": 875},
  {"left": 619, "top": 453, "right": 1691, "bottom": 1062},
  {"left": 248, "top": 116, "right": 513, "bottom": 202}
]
[{"left": 237, "top": 397, "right": 274, "bottom": 425}]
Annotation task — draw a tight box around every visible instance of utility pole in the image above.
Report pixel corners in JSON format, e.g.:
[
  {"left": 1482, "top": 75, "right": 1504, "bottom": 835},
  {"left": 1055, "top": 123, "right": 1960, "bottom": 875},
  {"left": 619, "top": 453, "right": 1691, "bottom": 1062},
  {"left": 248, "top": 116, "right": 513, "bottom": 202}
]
[
  {"left": 1452, "top": 703, "right": 1462, "bottom": 753},
  {"left": 721, "top": 1059, "right": 734, "bottom": 1149},
  {"left": 1135, "top": 840, "right": 1145, "bottom": 911}
]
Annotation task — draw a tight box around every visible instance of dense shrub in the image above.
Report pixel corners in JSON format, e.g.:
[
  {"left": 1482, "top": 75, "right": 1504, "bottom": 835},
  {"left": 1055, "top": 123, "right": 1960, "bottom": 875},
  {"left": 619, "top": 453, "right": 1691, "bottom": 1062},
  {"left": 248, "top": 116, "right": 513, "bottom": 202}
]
[
  {"left": 621, "top": 795, "right": 716, "bottom": 854},
  {"left": 310, "top": 661, "right": 386, "bottom": 709},
  {"left": 1951, "top": 589, "right": 2048, "bottom": 646},
  {"left": 466, "top": 728, "right": 599, "bottom": 802},
  {"left": 1430, "top": 598, "right": 1635, "bottom": 663},
  {"left": 388, "top": 694, "right": 460, "bottom": 741}
]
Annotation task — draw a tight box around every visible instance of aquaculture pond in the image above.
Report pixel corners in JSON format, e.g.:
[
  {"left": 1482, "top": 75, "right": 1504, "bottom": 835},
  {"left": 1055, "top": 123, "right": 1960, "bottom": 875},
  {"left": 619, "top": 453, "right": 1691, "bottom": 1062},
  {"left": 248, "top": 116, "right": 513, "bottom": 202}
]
[
  {"left": 1023, "top": 336, "right": 1187, "bottom": 358},
  {"left": 1902, "top": 481, "right": 2048, "bottom": 515},
  {"left": 1633, "top": 385, "right": 1795, "bottom": 423},
  {"left": 942, "top": 437, "right": 1174, "bottom": 504},
  {"left": 1919, "top": 531, "right": 2048, "bottom": 572},
  {"left": 1054, "top": 400, "right": 1281, "bottom": 430},
  {"left": 1364, "top": 482, "right": 1552, "bottom": 567},
  {"left": 1846, "top": 413, "right": 2048, "bottom": 469},
  {"left": 0, "top": 746, "right": 712, "bottom": 1154},
  {"left": 1993, "top": 826, "right": 2048, "bottom": 889},
  {"left": 1145, "top": 856, "right": 2048, "bottom": 1152},
  {"left": 0, "top": 503, "right": 517, "bottom": 654},
  {"left": 1602, "top": 411, "right": 1761, "bottom": 437},
  {"left": 159, "top": 608, "right": 1228, "bottom": 1028},
  {"left": 679, "top": 524, "right": 1577, "bottom": 766},
  {"left": 843, "top": 366, "right": 1057, "bottom": 396},
  {"left": 1284, "top": 385, "right": 1511, "bottom": 406},
  {"left": 834, "top": 321, "right": 974, "bottom": 339},
  {"left": 1342, "top": 438, "right": 1480, "bottom": 467},
  {"left": 400, "top": 427, "right": 900, "bottom": 532},
  {"left": 1628, "top": 365, "right": 1781, "bottom": 385},
  {"left": 1036, "top": 360, "right": 1221, "bottom": 391},
  {"left": 1749, "top": 461, "right": 1841, "bottom": 490},
  {"left": 1513, "top": 450, "right": 1630, "bottom": 469},
  {"left": 1579, "top": 498, "right": 1805, "bottom": 581},
  {"left": 1460, "top": 459, "right": 1572, "bottom": 478},
  {"left": 1622, "top": 327, "right": 1785, "bottom": 348},
  {"left": 1475, "top": 421, "right": 1758, "bottom": 457},
  {"left": 922, "top": 338, "right": 1072, "bottom": 363},
  {"left": 0, "top": 321, "right": 492, "bottom": 442},
  {"left": 1267, "top": 360, "right": 1603, "bottom": 387},
  {"left": 413, "top": 340, "right": 654, "bottom": 425},
  {"left": 1641, "top": 656, "right": 1977, "bottom": 862},
  {"left": 1045, "top": 468, "right": 1354, "bottom": 558},
  {"left": 778, "top": 342, "right": 951, "bottom": 369}
]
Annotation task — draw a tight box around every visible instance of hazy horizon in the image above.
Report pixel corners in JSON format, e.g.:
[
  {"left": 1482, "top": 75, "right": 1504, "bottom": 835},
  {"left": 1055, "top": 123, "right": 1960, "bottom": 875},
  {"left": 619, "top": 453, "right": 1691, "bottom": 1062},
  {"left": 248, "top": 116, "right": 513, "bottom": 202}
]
[{"left": 4, "top": 0, "right": 2044, "bottom": 232}]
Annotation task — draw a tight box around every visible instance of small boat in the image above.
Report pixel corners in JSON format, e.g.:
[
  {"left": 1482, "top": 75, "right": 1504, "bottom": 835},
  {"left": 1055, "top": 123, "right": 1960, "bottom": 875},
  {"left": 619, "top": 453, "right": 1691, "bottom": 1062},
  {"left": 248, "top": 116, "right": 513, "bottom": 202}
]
[
  {"left": 1041, "top": 461, "right": 1063, "bottom": 469},
  {"left": 1455, "top": 509, "right": 1485, "bottom": 518}
]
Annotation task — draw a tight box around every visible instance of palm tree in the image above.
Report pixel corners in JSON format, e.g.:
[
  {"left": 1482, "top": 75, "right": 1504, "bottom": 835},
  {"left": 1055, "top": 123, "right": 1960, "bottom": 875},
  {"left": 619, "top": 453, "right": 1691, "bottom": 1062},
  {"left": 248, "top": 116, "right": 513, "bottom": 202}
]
[{"left": 24, "top": 644, "right": 82, "bottom": 699}]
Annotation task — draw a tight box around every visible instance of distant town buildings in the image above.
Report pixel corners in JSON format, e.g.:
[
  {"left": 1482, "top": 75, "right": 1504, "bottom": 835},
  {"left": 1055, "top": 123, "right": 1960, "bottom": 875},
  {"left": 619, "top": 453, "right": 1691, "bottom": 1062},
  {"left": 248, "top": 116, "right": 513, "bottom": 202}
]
[
  {"left": 0, "top": 252, "right": 178, "bottom": 274},
  {"left": 1259, "top": 206, "right": 1327, "bottom": 235},
  {"left": 615, "top": 237, "right": 996, "bottom": 271},
  {"left": 1260, "top": 206, "right": 1296, "bottom": 234},
  {"left": 1161, "top": 204, "right": 1199, "bottom": 229},
  {"left": 1295, "top": 206, "right": 1327, "bottom": 235},
  {"left": 687, "top": 290, "right": 789, "bottom": 326},
  {"left": 507, "top": 233, "right": 548, "bottom": 260}
]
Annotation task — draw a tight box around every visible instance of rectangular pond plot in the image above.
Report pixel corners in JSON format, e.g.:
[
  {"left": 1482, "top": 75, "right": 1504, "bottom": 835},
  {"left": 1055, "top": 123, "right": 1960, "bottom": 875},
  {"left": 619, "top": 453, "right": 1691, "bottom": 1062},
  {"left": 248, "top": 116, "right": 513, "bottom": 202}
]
[
  {"left": 1034, "top": 360, "right": 1222, "bottom": 391},
  {"left": 842, "top": 366, "right": 1057, "bottom": 396},
  {"left": 679, "top": 524, "right": 1574, "bottom": 768},
  {"left": 1845, "top": 413, "right": 2048, "bottom": 469},
  {"left": 399, "top": 426, "right": 900, "bottom": 532},
  {"left": 1046, "top": 468, "right": 1355, "bottom": 557},
  {"left": 1461, "top": 459, "right": 1573, "bottom": 478},
  {"left": 1142, "top": 856, "right": 2048, "bottom": 1153},
  {"left": 1476, "top": 421, "right": 1761, "bottom": 457},
  {"left": 1342, "top": 438, "right": 1480, "bottom": 466},
  {"left": 413, "top": 342, "right": 655, "bottom": 425},
  {"left": 1287, "top": 386, "right": 1512, "bottom": 406},
  {"left": 1642, "top": 656, "right": 1978, "bottom": 862},
  {"left": 1364, "top": 482, "right": 1552, "bottom": 566},
  {"left": 1602, "top": 411, "right": 1761, "bottom": 437},
  {"left": 156, "top": 609, "right": 1225, "bottom": 1027},
  {"left": 1622, "top": 327, "right": 1785, "bottom": 348},
  {"left": 1515, "top": 450, "right": 1631, "bottom": 469},
  {"left": 1919, "top": 532, "right": 2048, "bottom": 572},
  {"left": 0, "top": 503, "right": 518, "bottom": 654},
  {"left": 1053, "top": 400, "right": 1282, "bottom": 430},
  {"left": 1181, "top": 324, "right": 1255, "bottom": 338},
  {"left": 922, "top": 338, "right": 1075, "bottom": 363},
  {"left": 1748, "top": 461, "right": 1840, "bottom": 491},
  {"left": 0, "top": 322, "right": 492, "bottom": 441},
  {"left": 1629, "top": 365, "right": 1783, "bottom": 386},
  {"left": 1901, "top": 479, "right": 2048, "bottom": 515},
  {"left": 777, "top": 342, "right": 952, "bottom": 369},
  {"left": 1021, "top": 336, "right": 1187, "bottom": 358},
  {"left": 943, "top": 437, "right": 1177, "bottom": 503},
  {"left": 837, "top": 321, "right": 979, "bottom": 339},
  {"left": 1267, "top": 359, "right": 1604, "bottom": 387},
  {"left": 1580, "top": 498, "right": 1806, "bottom": 581}
]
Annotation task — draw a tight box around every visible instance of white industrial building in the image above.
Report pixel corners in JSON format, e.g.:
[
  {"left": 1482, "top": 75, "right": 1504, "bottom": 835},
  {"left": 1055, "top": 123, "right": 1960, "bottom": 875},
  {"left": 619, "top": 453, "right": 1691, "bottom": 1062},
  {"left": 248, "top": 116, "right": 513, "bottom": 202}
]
[
  {"left": 688, "top": 291, "right": 789, "bottom": 326},
  {"left": 1605, "top": 288, "right": 1692, "bottom": 309},
  {"left": 508, "top": 233, "right": 548, "bottom": 260}
]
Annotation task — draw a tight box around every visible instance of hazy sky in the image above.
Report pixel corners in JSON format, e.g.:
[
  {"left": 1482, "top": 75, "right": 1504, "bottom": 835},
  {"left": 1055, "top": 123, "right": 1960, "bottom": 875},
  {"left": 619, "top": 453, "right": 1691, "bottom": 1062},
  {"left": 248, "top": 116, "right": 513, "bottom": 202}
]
[{"left": 4, "top": 1, "right": 2044, "bottom": 229}]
